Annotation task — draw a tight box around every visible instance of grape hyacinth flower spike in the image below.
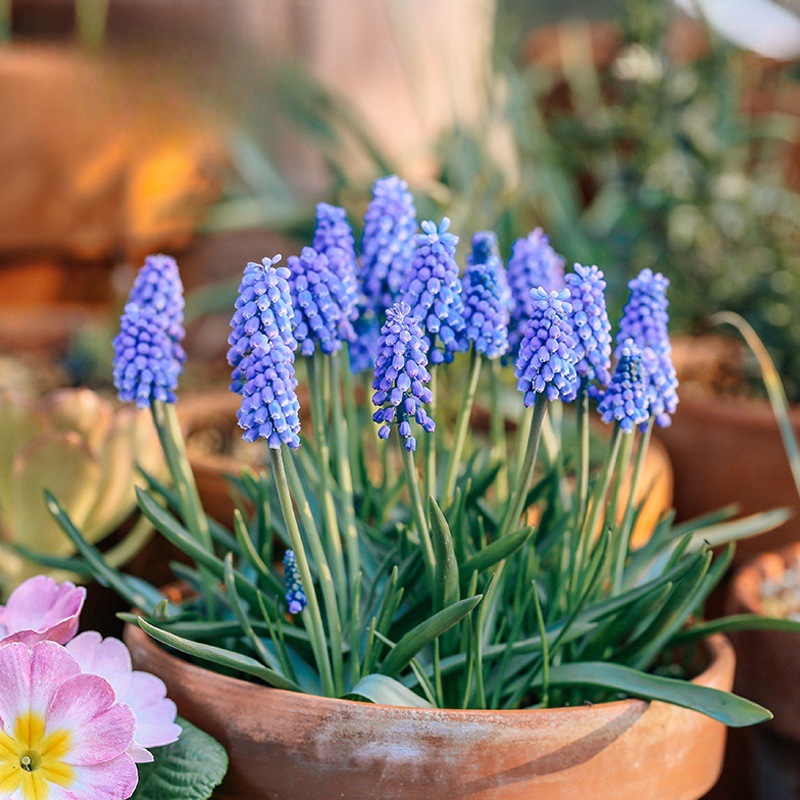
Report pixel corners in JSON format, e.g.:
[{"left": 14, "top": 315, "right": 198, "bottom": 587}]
[
  {"left": 312, "top": 202, "right": 359, "bottom": 330},
  {"left": 401, "top": 217, "right": 466, "bottom": 365},
  {"left": 598, "top": 338, "right": 650, "bottom": 432},
  {"left": 112, "top": 254, "right": 186, "bottom": 408},
  {"left": 371, "top": 302, "right": 435, "bottom": 452},
  {"left": 228, "top": 256, "right": 301, "bottom": 449},
  {"left": 507, "top": 228, "right": 566, "bottom": 356},
  {"left": 616, "top": 268, "right": 679, "bottom": 427},
  {"left": 283, "top": 550, "right": 307, "bottom": 615},
  {"left": 462, "top": 247, "right": 510, "bottom": 361},
  {"left": 565, "top": 264, "right": 612, "bottom": 391},
  {"left": 514, "top": 288, "right": 578, "bottom": 405},
  {"left": 288, "top": 247, "right": 353, "bottom": 356}
]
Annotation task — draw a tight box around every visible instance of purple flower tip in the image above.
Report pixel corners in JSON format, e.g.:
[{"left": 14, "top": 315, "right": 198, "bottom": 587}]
[
  {"left": 565, "top": 264, "right": 612, "bottom": 388},
  {"left": 283, "top": 550, "right": 307, "bottom": 614}
]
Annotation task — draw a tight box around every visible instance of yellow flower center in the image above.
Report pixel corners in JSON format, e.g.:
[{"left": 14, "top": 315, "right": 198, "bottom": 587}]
[{"left": 0, "top": 711, "right": 75, "bottom": 800}]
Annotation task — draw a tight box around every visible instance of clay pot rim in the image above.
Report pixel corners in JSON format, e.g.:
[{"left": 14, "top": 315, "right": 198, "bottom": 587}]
[
  {"left": 731, "top": 541, "right": 800, "bottom": 615},
  {"left": 125, "top": 623, "right": 733, "bottom": 720},
  {"left": 673, "top": 393, "right": 800, "bottom": 429}
]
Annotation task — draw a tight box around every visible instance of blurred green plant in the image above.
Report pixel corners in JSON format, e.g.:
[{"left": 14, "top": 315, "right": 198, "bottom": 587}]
[{"left": 0, "top": 388, "right": 160, "bottom": 589}]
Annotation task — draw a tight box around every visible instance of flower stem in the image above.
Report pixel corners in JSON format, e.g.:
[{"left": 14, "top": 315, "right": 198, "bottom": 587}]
[
  {"left": 307, "top": 353, "right": 348, "bottom": 613},
  {"left": 329, "top": 351, "right": 362, "bottom": 589},
  {"left": 399, "top": 432, "right": 435, "bottom": 588},
  {"left": 425, "top": 367, "right": 438, "bottom": 501},
  {"left": 489, "top": 359, "right": 509, "bottom": 502},
  {"left": 501, "top": 397, "right": 549, "bottom": 540},
  {"left": 150, "top": 400, "right": 216, "bottom": 618},
  {"left": 575, "top": 387, "right": 590, "bottom": 523},
  {"left": 270, "top": 447, "right": 335, "bottom": 697},
  {"left": 442, "top": 349, "right": 482, "bottom": 507},
  {"left": 340, "top": 346, "right": 363, "bottom": 491}
]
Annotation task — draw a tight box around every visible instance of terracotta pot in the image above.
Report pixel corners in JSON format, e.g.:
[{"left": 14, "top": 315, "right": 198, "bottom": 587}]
[
  {"left": 126, "top": 624, "right": 734, "bottom": 800},
  {"left": 657, "top": 393, "right": 800, "bottom": 563},
  {"left": 723, "top": 544, "right": 800, "bottom": 799}
]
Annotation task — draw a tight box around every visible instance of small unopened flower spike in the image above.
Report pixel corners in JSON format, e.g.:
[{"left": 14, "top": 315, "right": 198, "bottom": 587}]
[
  {"left": 371, "top": 302, "right": 435, "bottom": 451},
  {"left": 288, "top": 247, "right": 353, "bottom": 356},
  {"left": 283, "top": 550, "right": 307, "bottom": 615},
  {"left": 616, "top": 268, "right": 679, "bottom": 426},
  {"left": 468, "top": 230, "right": 511, "bottom": 306},
  {"left": 313, "top": 202, "right": 359, "bottom": 327},
  {"left": 565, "top": 264, "right": 612, "bottom": 388},
  {"left": 401, "top": 217, "right": 466, "bottom": 364},
  {"left": 227, "top": 256, "right": 301, "bottom": 449},
  {"left": 360, "top": 175, "right": 418, "bottom": 314},
  {"left": 507, "top": 228, "right": 566, "bottom": 356},
  {"left": 514, "top": 288, "right": 578, "bottom": 405},
  {"left": 112, "top": 254, "right": 186, "bottom": 408},
  {"left": 598, "top": 338, "right": 650, "bottom": 432}
]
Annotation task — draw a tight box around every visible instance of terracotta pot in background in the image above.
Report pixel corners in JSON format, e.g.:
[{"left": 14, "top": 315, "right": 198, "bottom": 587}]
[
  {"left": 126, "top": 623, "right": 734, "bottom": 800},
  {"left": 725, "top": 544, "right": 800, "bottom": 799},
  {"left": 657, "top": 336, "right": 800, "bottom": 564}
]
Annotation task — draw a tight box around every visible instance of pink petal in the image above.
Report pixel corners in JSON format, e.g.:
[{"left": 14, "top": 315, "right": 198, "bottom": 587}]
[
  {"left": 1, "top": 576, "right": 85, "bottom": 646},
  {"left": 64, "top": 753, "right": 139, "bottom": 800},
  {"left": 66, "top": 633, "right": 133, "bottom": 699},
  {"left": 47, "top": 674, "right": 135, "bottom": 765},
  {"left": 123, "top": 672, "right": 181, "bottom": 750},
  {"left": 0, "top": 641, "right": 80, "bottom": 726}
]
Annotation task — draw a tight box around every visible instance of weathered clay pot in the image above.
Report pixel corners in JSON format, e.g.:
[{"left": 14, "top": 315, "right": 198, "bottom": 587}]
[
  {"left": 724, "top": 544, "right": 800, "bottom": 799},
  {"left": 126, "top": 624, "right": 734, "bottom": 800}
]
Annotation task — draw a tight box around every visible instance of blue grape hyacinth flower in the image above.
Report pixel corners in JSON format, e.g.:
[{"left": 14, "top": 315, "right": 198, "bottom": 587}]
[
  {"left": 565, "top": 264, "right": 612, "bottom": 389},
  {"left": 360, "top": 175, "right": 418, "bottom": 314},
  {"left": 598, "top": 338, "right": 651, "bottom": 432},
  {"left": 283, "top": 549, "right": 307, "bottom": 615},
  {"left": 112, "top": 254, "right": 186, "bottom": 408},
  {"left": 371, "top": 302, "right": 435, "bottom": 451},
  {"left": 288, "top": 247, "right": 353, "bottom": 357},
  {"left": 515, "top": 288, "right": 578, "bottom": 405},
  {"left": 507, "top": 228, "right": 566, "bottom": 356},
  {"left": 616, "top": 268, "right": 679, "bottom": 427},
  {"left": 313, "top": 202, "right": 359, "bottom": 328},
  {"left": 227, "top": 256, "right": 301, "bottom": 449},
  {"left": 401, "top": 218, "right": 466, "bottom": 365},
  {"left": 462, "top": 256, "right": 510, "bottom": 360},
  {"left": 467, "top": 230, "right": 511, "bottom": 307}
]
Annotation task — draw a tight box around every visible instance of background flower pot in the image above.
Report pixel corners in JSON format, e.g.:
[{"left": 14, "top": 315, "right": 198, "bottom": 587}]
[
  {"left": 657, "top": 337, "right": 800, "bottom": 563},
  {"left": 126, "top": 624, "right": 734, "bottom": 800},
  {"left": 726, "top": 543, "right": 800, "bottom": 798}
]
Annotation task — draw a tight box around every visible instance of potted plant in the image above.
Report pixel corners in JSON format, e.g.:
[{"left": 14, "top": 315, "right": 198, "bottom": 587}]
[{"left": 33, "top": 176, "right": 796, "bottom": 800}]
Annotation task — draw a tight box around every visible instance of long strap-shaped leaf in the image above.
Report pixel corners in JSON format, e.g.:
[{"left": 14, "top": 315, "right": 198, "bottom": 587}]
[
  {"left": 348, "top": 674, "right": 434, "bottom": 708},
  {"left": 535, "top": 661, "right": 771, "bottom": 727}
]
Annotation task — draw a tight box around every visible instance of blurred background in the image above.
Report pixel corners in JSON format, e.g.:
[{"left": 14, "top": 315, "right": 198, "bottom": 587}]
[{"left": 3, "top": 1, "right": 800, "bottom": 797}]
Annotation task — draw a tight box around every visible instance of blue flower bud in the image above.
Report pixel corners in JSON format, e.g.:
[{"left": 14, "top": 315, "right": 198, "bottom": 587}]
[
  {"left": 462, "top": 253, "right": 510, "bottom": 360},
  {"left": 598, "top": 338, "right": 650, "bottom": 432},
  {"left": 514, "top": 288, "right": 578, "bottom": 405},
  {"left": 228, "top": 256, "right": 301, "bottom": 449},
  {"left": 565, "top": 264, "right": 612, "bottom": 388},
  {"left": 371, "top": 302, "right": 435, "bottom": 451},
  {"left": 283, "top": 550, "right": 307, "bottom": 614}
]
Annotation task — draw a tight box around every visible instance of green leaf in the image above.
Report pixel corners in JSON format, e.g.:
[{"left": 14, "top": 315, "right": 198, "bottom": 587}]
[
  {"left": 347, "top": 674, "right": 434, "bottom": 708},
  {"left": 138, "top": 619, "right": 300, "bottom": 692},
  {"left": 130, "top": 717, "right": 228, "bottom": 800},
  {"left": 539, "top": 661, "right": 772, "bottom": 727},
  {"left": 674, "top": 614, "right": 800, "bottom": 643},
  {"left": 688, "top": 508, "right": 792, "bottom": 551},
  {"left": 429, "top": 497, "right": 459, "bottom": 612},
  {"left": 459, "top": 525, "right": 535, "bottom": 578},
  {"left": 379, "top": 595, "right": 482, "bottom": 678}
]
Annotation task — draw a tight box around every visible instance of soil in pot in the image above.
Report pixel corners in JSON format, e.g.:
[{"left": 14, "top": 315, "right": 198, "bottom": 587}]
[
  {"left": 126, "top": 622, "right": 734, "bottom": 800},
  {"left": 657, "top": 335, "right": 800, "bottom": 563}
]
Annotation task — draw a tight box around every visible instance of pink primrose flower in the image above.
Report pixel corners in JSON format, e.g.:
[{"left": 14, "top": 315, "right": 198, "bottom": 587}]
[
  {"left": 66, "top": 632, "right": 181, "bottom": 763},
  {"left": 0, "top": 576, "right": 86, "bottom": 647},
  {"left": 0, "top": 640, "right": 138, "bottom": 800}
]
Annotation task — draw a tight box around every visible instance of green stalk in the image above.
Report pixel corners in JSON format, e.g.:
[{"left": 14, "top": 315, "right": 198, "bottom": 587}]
[
  {"left": 425, "top": 367, "right": 438, "bottom": 501},
  {"left": 329, "top": 351, "right": 362, "bottom": 590},
  {"left": 500, "top": 398, "right": 549, "bottom": 540},
  {"left": 270, "top": 447, "right": 335, "bottom": 697},
  {"left": 442, "top": 349, "right": 483, "bottom": 507},
  {"left": 489, "top": 359, "right": 509, "bottom": 501},
  {"left": 399, "top": 432, "right": 436, "bottom": 588},
  {"left": 613, "top": 419, "right": 654, "bottom": 591},
  {"left": 306, "top": 354, "right": 348, "bottom": 612},
  {"left": 340, "top": 345, "right": 363, "bottom": 491},
  {"left": 150, "top": 400, "right": 216, "bottom": 617},
  {"left": 284, "top": 453, "right": 345, "bottom": 695},
  {"left": 575, "top": 387, "right": 590, "bottom": 523},
  {"left": 513, "top": 403, "right": 533, "bottom": 486}
]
